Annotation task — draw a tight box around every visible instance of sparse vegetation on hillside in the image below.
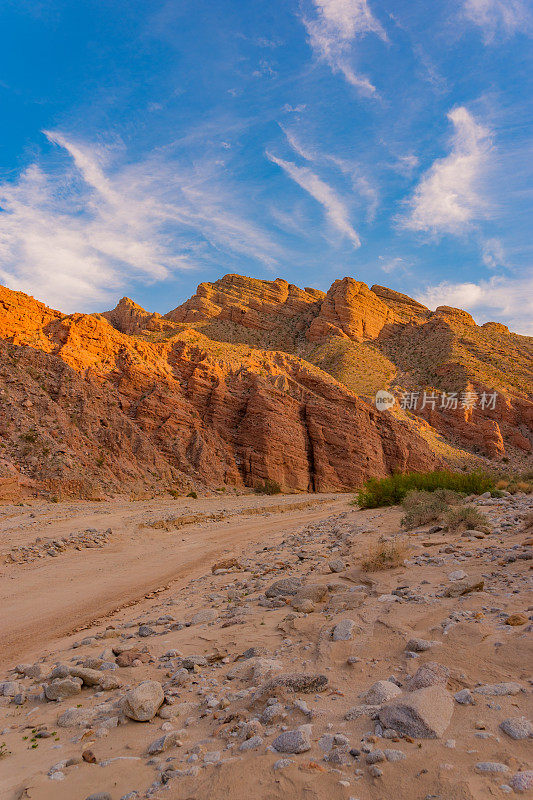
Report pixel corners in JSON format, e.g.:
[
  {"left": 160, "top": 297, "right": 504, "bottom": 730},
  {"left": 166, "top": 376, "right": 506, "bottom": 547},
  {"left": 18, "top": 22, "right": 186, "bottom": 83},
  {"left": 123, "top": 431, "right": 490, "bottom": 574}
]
[
  {"left": 303, "top": 337, "right": 396, "bottom": 396},
  {"left": 355, "top": 469, "right": 495, "bottom": 509}
]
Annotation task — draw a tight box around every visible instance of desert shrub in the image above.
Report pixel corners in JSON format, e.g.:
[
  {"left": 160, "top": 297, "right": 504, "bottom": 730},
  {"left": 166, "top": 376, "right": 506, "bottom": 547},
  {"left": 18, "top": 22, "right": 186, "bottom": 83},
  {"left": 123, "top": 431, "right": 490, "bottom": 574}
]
[
  {"left": 401, "top": 489, "right": 462, "bottom": 529},
  {"left": 444, "top": 505, "right": 490, "bottom": 532},
  {"left": 187, "top": 490, "right": 198, "bottom": 499},
  {"left": 361, "top": 539, "right": 408, "bottom": 572},
  {"left": 355, "top": 469, "right": 494, "bottom": 509},
  {"left": 168, "top": 489, "right": 179, "bottom": 498},
  {"left": 493, "top": 472, "right": 533, "bottom": 495},
  {"left": 521, "top": 511, "right": 533, "bottom": 532},
  {"left": 255, "top": 478, "right": 282, "bottom": 495}
]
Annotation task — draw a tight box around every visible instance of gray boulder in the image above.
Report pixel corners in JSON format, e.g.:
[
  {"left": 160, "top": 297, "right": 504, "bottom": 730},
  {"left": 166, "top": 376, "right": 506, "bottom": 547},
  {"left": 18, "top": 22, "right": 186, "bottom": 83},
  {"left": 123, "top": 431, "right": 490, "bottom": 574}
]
[{"left": 378, "top": 685, "right": 453, "bottom": 739}]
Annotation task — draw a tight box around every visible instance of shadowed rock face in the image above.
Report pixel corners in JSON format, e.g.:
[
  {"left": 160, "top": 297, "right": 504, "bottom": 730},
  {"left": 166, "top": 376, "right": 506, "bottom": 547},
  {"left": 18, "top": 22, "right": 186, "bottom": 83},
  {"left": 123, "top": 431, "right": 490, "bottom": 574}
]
[{"left": 0, "top": 271, "right": 531, "bottom": 498}]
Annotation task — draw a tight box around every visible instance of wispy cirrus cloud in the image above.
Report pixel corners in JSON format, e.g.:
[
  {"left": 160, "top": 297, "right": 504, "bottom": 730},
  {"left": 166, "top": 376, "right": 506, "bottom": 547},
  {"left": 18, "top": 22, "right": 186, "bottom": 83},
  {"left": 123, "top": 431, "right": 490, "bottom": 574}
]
[
  {"left": 281, "top": 126, "right": 379, "bottom": 221},
  {"left": 416, "top": 273, "right": 533, "bottom": 335},
  {"left": 402, "top": 106, "right": 492, "bottom": 235},
  {"left": 266, "top": 150, "right": 361, "bottom": 247},
  {"left": 463, "top": 0, "right": 533, "bottom": 43},
  {"left": 302, "top": 0, "right": 387, "bottom": 95},
  {"left": 0, "top": 131, "right": 283, "bottom": 310}
]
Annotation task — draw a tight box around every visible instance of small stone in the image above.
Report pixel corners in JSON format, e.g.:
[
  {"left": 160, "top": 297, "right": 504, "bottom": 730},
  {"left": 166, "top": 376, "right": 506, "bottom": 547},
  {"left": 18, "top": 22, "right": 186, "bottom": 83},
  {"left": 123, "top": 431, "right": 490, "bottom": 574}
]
[
  {"left": 272, "top": 728, "right": 312, "bottom": 754},
  {"left": 85, "top": 794, "right": 112, "bottom": 800},
  {"left": 475, "top": 762, "right": 509, "bottom": 773},
  {"left": 363, "top": 681, "right": 401, "bottom": 705},
  {"left": 378, "top": 685, "right": 453, "bottom": 739},
  {"left": 292, "top": 598, "right": 316, "bottom": 614},
  {"left": 509, "top": 771, "right": 533, "bottom": 792},
  {"left": 122, "top": 680, "right": 164, "bottom": 722},
  {"left": 474, "top": 682, "right": 522, "bottom": 696},
  {"left": 239, "top": 735, "right": 263, "bottom": 751},
  {"left": 406, "top": 662, "right": 449, "bottom": 691},
  {"left": 190, "top": 608, "right": 217, "bottom": 625},
  {"left": 329, "top": 559, "right": 345, "bottom": 573},
  {"left": 448, "top": 570, "right": 467, "bottom": 581},
  {"left": 499, "top": 717, "right": 533, "bottom": 740},
  {"left": 147, "top": 732, "right": 183, "bottom": 754},
  {"left": 384, "top": 749, "right": 406, "bottom": 762},
  {"left": 82, "top": 749, "right": 97, "bottom": 763},
  {"left": 45, "top": 679, "right": 82, "bottom": 701},
  {"left": 265, "top": 578, "right": 302, "bottom": 598},
  {"left": 405, "top": 638, "right": 434, "bottom": 652},
  {"left": 332, "top": 619, "right": 356, "bottom": 641},
  {"left": 294, "top": 584, "right": 328, "bottom": 603},
  {"left": 443, "top": 579, "right": 484, "bottom": 597},
  {"left": 368, "top": 765, "right": 383, "bottom": 777},
  {"left": 273, "top": 758, "right": 294, "bottom": 770},
  {"left": 454, "top": 689, "right": 474, "bottom": 705},
  {"left": 366, "top": 750, "right": 385, "bottom": 764}
]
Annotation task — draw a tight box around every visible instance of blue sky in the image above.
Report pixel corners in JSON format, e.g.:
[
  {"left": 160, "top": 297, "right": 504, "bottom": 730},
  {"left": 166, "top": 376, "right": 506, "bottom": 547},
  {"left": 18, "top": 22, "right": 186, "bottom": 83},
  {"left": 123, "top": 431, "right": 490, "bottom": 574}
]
[{"left": 0, "top": 0, "right": 532, "bottom": 333}]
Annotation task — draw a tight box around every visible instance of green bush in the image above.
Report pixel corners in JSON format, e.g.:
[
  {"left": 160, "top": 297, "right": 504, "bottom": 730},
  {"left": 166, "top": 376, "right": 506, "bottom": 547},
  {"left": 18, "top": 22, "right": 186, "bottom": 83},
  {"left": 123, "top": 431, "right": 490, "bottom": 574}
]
[
  {"left": 187, "top": 490, "right": 198, "bottom": 499},
  {"left": 255, "top": 478, "right": 282, "bottom": 495},
  {"left": 355, "top": 469, "right": 494, "bottom": 509}
]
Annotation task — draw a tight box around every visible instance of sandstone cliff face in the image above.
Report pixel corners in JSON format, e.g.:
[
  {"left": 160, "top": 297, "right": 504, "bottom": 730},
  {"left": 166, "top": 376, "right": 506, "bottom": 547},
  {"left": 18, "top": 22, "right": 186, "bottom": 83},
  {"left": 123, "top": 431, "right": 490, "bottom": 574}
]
[
  {"left": 0, "top": 285, "right": 439, "bottom": 497},
  {"left": 1, "top": 271, "right": 531, "bottom": 499},
  {"left": 166, "top": 274, "right": 324, "bottom": 332},
  {"left": 101, "top": 297, "right": 174, "bottom": 335},
  {"left": 307, "top": 278, "right": 396, "bottom": 341}
]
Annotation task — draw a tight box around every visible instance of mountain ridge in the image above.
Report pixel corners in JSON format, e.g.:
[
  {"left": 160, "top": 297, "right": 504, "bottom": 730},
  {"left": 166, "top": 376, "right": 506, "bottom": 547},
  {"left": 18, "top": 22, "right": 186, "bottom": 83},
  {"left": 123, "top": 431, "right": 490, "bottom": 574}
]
[{"left": 0, "top": 274, "right": 531, "bottom": 500}]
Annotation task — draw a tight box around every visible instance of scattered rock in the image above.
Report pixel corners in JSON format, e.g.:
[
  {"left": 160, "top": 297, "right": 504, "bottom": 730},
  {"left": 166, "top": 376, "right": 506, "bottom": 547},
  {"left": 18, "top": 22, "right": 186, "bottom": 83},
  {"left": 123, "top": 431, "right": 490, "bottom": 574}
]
[
  {"left": 499, "top": 717, "right": 533, "bottom": 740},
  {"left": 272, "top": 728, "right": 312, "bottom": 754},
  {"left": 443, "top": 579, "right": 484, "bottom": 597},
  {"left": 363, "top": 680, "right": 402, "bottom": 705},
  {"left": 332, "top": 618, "right": 356, "bottom": 641},
  {"left": 378, "top": 685, "right": 453, "bottom": 738},
  {"left": 265, "top": 578, "right": 302, "bottom": 598},
  {"left": 122, "top": 681, "right": 164, "bottom": 722},
  {"left": 509, "top": 771, "right": 533, "bottom": 793},
  {"left": 44, "top": 678, "right": 82, "bottom": 701},
  {"left": 406, "top": 662, "right": 449, "bottom": 691}
]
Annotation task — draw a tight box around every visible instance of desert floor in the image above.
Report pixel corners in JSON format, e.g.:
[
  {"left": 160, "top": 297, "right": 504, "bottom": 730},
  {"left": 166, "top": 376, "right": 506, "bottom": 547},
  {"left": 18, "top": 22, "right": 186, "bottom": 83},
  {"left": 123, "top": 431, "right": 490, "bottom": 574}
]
[{"left": 0, "top": 491, "right": 531, "bottom": 800}]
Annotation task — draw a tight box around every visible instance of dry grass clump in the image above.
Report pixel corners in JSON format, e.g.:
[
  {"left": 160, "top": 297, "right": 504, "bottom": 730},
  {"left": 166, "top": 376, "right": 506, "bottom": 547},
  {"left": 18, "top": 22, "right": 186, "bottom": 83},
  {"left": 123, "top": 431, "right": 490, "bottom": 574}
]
[
  {"left": 444, "top": 505, "right": 490, "bottom": 533},
  {"left": 495, "top": 471, "right": 533, "bottom": 495},
  {"left": 521, "top": 511, "right": 533, "bottom": 533},
  {"left": 401, "top": 489, "right": 462, "bottom": 529},
  {"left": 361, "top": 539, "right": 408, "bottom": 572}
]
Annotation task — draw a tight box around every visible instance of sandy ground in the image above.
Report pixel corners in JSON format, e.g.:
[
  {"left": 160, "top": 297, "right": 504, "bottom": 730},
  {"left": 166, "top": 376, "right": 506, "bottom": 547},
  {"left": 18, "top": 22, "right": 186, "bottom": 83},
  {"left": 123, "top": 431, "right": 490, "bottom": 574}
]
[
  {"left": 0, "top": 492, "right": 344, "bottom": 670},
  {"left": 0, "top": 492, "right": 531, "bottom": 800}
]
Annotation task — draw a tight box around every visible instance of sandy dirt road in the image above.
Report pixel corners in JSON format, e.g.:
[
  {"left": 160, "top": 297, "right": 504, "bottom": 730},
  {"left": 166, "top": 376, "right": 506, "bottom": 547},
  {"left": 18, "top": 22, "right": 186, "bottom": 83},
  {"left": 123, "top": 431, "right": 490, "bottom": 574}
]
[{"left": 0, "top": 493, "right": 347, "bottom": 671}]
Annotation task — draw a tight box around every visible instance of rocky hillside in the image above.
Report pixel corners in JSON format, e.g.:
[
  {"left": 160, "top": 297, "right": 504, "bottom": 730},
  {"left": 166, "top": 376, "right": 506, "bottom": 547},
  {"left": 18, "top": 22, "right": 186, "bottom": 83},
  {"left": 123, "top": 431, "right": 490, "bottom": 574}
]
[{"left": 0, "top": 274, "right": 531, "bottom": 499}]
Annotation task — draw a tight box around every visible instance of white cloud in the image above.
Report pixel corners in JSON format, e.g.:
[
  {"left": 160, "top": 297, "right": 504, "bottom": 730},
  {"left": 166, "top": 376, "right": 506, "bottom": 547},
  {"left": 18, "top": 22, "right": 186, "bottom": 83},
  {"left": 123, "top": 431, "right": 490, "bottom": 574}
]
[
  {"left": 378, "top": 256, "right": 408, "bottom": 274},
  {"left": 416, "top": 273, "right": 533, "bottom": 335},
  {"left": 280, "top": 126, "right": 379, "bottom": 221},
  {"left": 266, "top": 151, "right": 361, "bottom": 247},
  {"left": 303, "top": 0, "right": 386, "bottom": 94},
  {"left": 403, "top": 106, "right": 492, "bottom": 235},
  {"left": 463, "top": 0, "right": 533, "bottom": 43},
  {"left": 482, "top": 237, "right": 506, "bottom": 268},
  {"left": 0, "top": 131, "right": 282, "bottom": 311}
]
